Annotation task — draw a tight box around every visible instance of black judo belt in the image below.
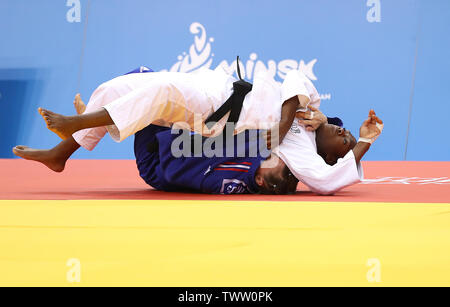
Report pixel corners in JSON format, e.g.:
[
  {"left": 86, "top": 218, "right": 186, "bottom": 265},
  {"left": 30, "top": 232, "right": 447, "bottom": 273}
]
[{"left": 204, "top": 56, "right": 253, "bottom": 132}]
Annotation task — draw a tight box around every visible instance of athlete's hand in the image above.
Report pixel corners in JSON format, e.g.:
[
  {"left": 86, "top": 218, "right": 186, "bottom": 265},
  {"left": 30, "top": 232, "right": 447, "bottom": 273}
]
[
  {"left": 296, "top": 106, "right": 327, "bottom": 131},
  {"left": 359, "top": 109, "right": 384, "bottom": 140}
]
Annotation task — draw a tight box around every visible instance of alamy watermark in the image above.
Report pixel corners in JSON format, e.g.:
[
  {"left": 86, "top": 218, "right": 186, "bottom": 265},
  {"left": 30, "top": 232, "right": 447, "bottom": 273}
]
[
  {"left": 66, "top": 258, "right": 81, "bottom": 283},
  {"left": 170, "top": 124, "right": 272, "bottom": 158},
  {"left": 366, "top": 0, "right": 381, "bottom": 23},
  {"left": 366, "top": 258, "right": 382, "bottom": 283},
  {"left": 169, "top": 117, "right": 279, "bottom": 168},
  {"left": 66, "top": 0, "right": 81, "bottom": 23}
]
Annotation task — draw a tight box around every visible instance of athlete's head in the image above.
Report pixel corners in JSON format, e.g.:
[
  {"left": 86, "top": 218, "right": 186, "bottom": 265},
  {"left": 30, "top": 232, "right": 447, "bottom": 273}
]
[
  {"left": 315, "top": 124, "right": 357, "bottom": 165},
  {"left": 255, "top": 154, "right": 299, "bottom": 195}
]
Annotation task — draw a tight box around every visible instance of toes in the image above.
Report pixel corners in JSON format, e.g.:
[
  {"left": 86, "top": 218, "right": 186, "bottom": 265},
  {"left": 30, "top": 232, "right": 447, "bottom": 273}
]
[
  {"left": 12, "top": 145, "right": 27, "bottom": 154},
  {"left": 43, "top": 116, "right": 54, "bottom": 128},
  {"left": 40, "top": 108, "right": 55, "bottom": 116}
]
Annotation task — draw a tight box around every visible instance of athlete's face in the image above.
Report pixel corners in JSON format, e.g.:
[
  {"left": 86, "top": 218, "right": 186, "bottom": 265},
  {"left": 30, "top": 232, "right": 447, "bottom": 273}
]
[
  {"left": 255, "top": 155, "right": 299, "bottom": 194},
  {"left": 316, "top": 124, "right": 357, "bottom": 165}
]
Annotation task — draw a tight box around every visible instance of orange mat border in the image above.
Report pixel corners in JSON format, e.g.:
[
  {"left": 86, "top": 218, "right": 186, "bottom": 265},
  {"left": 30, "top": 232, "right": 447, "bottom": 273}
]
[{"left": 1, "top": 160, "right": 449, "bottom": 203}]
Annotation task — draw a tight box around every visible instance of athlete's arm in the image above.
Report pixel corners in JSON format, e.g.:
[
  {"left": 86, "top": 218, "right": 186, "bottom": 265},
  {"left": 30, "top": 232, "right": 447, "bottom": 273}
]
[
  {"left": 266, "top": 96, "right": 303, "bottom": 149},
  {"left": 353, "top": 110, "right": 383, "bottom": 164},
  {"left": 298, "top": 108, "right": 383, "bottom": 165},
  {"left": 279, "top": 96, "right": 301, "bottom": 142}
]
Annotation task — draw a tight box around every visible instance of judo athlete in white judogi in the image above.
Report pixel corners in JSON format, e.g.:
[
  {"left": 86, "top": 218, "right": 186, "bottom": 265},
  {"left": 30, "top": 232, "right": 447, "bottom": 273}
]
[
  {"left": 72, "top": 66, "right": 307, "bottom": 149},
  {"left": 12, "top": 65, "right": 383, "bottom": 195}
]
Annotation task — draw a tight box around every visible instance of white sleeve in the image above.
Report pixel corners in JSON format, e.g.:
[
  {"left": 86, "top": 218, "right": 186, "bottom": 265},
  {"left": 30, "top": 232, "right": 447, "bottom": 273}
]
[
  {"left": 300, "top": 151, "right": 364, "bottom": 195},
  {"left": 281, "top": 70, "right": 311, "bottom": 111},
  {"left": 276, "top": 141, "right": 363, "bottom": 195}
]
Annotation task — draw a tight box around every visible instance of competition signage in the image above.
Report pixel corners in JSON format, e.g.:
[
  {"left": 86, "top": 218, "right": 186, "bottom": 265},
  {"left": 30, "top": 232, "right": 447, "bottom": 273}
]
[{"left": 161, "top": 22, "right": 331, "bottom": 101}]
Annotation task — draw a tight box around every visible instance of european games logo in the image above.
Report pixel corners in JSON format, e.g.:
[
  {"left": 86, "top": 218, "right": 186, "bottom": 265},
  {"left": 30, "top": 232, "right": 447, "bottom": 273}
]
[{"left": 161, "top": 22, "right": 332, "bottom": 101}]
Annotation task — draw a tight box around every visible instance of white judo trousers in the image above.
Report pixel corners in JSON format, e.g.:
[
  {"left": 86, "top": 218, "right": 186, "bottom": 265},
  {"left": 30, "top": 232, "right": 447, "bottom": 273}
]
[
  {"left": 73, "top": 69, "right": 230, "bottom": 150},
  {"left": 72, "top": 67, "right": 307, "bottom": 151}
]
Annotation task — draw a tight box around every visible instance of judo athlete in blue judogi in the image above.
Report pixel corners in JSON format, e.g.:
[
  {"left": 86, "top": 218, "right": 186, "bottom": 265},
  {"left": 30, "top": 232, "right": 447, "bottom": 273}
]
[{"left": 134, "top": 124, "right": 299, "bottom": 195}]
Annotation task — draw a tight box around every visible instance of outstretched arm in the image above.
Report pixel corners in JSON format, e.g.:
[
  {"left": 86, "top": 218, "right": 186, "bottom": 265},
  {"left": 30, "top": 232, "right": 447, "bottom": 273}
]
[
  {"left": 353, "top": 110, "right": 383, "bottom": 164},
  {"left": 297, "top": 108, "right": 383, "bottom": 164}
]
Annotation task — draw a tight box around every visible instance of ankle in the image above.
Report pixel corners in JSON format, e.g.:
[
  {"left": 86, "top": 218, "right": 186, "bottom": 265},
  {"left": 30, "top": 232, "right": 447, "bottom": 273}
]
[{"left": 67, "top": 115, "right": 84, "bottom": 132}]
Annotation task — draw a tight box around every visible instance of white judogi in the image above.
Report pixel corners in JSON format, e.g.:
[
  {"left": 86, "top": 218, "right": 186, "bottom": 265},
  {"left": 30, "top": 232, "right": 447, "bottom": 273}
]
[
  {"left": 72, "top": 67, "right": 362, "bottom": 195},
  {"left": 73, "top": 67, "right": 312, "bottom": 150}
]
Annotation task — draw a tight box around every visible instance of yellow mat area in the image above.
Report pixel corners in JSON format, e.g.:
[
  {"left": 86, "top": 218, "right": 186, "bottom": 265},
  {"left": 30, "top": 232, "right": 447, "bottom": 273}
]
[{"left": 0, "top": 200, "right": 449, "bottom": 286}]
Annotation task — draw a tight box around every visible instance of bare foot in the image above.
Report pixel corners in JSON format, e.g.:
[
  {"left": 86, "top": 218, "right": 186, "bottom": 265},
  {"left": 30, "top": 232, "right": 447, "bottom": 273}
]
[
  {"left": 73, "top": 93, "right": 86, "bottom": 115},
  {"left": 38, "top": 107, "right": 78, "bottom": 140},
  {"left": 12, "top": 145, "right": 66, "bottom": 172}
]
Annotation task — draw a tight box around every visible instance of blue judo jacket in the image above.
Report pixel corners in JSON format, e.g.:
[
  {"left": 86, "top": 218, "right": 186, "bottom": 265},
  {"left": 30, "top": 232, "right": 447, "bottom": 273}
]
[{"left": 134, "top": 124, "right": 269, "bottom": 194}]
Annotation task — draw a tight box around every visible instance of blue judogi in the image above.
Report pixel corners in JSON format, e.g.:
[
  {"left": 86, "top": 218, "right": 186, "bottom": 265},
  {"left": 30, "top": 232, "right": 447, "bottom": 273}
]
[
  {"left": 134, "top": 125, "right": 268, "bottom": 194},
  {"left": 125, "top": 66, "right": 154, "bottom": 75}
]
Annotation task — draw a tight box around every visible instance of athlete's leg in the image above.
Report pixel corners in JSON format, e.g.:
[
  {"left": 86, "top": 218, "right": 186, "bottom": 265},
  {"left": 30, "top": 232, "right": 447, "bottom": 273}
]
[
  {"left": 12, "top": 73, "right": 173, "bottom": 171},
  {"left": 12, "top": 88, "right": 114, "bottom": 172},
  {"left": 12, "top": 137, "right": 80, "bottom": 172},
  {"left": 71, "top": 72, "right": 165, "bottom": 151},
  {"left": 71, "top": 77, "right": 132, "bottom": 151},
  {"left": 39, "top": 107, "right": 113, "bottom": 140},
  {"left": 13, "top": 79, "right": 127, "bottom": 170},
  {"left": 17, "top": 72, "right": 220, "bottom": 173},
  {"left": 40, "top": 74, "right": 216, "bottom": 145},
  {"left": 73, "top": 93, "right": 86, "bottom": 115},
  {"left": 134, "top": 124, "right": 172, "bottom": 190}
]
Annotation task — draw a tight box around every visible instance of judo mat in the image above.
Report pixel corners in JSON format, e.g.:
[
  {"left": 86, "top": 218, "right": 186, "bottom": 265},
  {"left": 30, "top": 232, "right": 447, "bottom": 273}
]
[{"left": 0, "top": 159, "right": 449, "bottom": 286}]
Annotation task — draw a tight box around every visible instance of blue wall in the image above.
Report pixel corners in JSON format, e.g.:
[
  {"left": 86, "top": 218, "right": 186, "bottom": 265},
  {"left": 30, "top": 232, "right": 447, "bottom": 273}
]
[{"left": 0, "top": 0, "right": 448, "bottom": 160}]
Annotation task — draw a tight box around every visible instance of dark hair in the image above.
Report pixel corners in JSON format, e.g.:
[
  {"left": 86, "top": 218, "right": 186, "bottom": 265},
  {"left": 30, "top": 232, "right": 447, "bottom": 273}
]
[{"left": 258, "top": 166, "right": 298, "bottom": 195}]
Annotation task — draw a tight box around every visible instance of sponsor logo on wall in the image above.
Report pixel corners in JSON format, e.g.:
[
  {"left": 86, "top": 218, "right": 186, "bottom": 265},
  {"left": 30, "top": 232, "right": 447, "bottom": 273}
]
[{"left": 161, "top": 22, "right": 332, "bottom": 101}]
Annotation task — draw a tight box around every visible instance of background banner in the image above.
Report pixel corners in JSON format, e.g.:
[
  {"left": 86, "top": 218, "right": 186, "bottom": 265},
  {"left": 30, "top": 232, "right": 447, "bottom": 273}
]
[{"left": 1, "top": 0, "right": 448, "bottom": 160}]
